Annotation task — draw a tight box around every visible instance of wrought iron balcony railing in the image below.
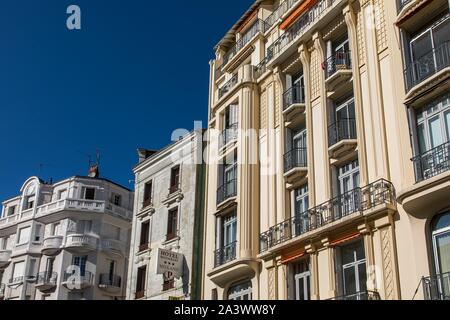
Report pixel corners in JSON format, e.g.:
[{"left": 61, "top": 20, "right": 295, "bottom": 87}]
[
  {"left": 222, "top": 19, "right": 268, "bottom": 66},
  {"left": 329, "top": 290, "right": 381, "bottom": 300},
  {"left": 422, "top": 272, "right": 450, "bottom": 300},
  {"left": 404, "top": 41, "right": 450, "bottom": 90},
  {"left": 63, "top": 270, "right": 94, "bottom": 284},
  {"left": 323, "top": 51, "right": 352, "bottom": 79},
  {"left": 412, "top": 141, "right": 450, "bottom": 182},
  {"left": 219, "top": 123, "right": 238, "bottom": 149},
  {"left": 218, "top": 74, "right": 238, "bottom": 99},
  {"left": 284, "top": 148, "right": 307, "bottom": 172},
  {"left": 264, "top": 0, "right": 303, "bottom": 30},
  {"left": 254, "top": 58, "right": 268, "bottom": 80},
  {"left": 217, "top": 178, "right": 237, "bottom": 205},
  {"left": 283, "top": 83, "right": 305, "bottom": 110},
  {"left": 267, "top": 0, "right": 335, "bottom": 62},
  {"left": 36, "top": 271, "right": 58, "bottom": 286},
  {"left": 99, "top": 274, "right": 122, "bottom": 288},
  {"left": 214, "top": 241, "right": 237, "bottom": 268},
  {"left": 260, "top": 179, "right": 395, "bottom": 253},
  {"left": 328, "top": 118, "right": 357, "bottom": 147}
]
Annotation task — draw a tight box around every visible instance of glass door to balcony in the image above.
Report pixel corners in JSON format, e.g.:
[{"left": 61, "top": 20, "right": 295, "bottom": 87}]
[
  {"left": 409, "top": 14, "right": 450, "bottom": 86},
  {"left": 416, "top": 95, "right": 450, "bottom": 179},
  {"left": 431, "top": 212, "right": 450, "bottom": 299},
  {"left": 340, "top": 240, "right": 367, "bottom": 300},
  {"left": 222, "top": 212, "right": 237, "bottom": 263},
  {"left": 294, "top": 185, "right": 309, "bottom": 236},
  {"left": 338, "top": 160, "right": 360, "bottom": 218},
  {"left": 293, "top": 259, "right": 311, "bottom": 300},
  {"left": 335, "top": 98, "right": 356, "bottom": 141}
]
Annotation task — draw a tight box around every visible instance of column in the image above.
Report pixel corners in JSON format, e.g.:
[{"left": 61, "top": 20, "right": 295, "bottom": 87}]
[{"left": 306, "top": 243, "right": 320, "bottom": 300}]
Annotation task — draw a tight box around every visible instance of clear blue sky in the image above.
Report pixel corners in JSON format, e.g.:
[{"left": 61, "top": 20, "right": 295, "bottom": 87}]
[{"left": 0, "top": 0, "right": 254, "bottom": 200}]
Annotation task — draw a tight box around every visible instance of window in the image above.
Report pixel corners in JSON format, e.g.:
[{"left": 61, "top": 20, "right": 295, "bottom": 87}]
[
  {"left": 336, "top": 240, "right": 367, "bottom": 300},
  {"left": 17, "top": 226, "right": 31, "bottom": 245},
  {"left": 7, "top": 206, "right": 16, "bottom": 216},
  {"left": 216, "top": 211, "right": 237, "bottom": 266},
  {"left": 25, "top": 196, "right": 35, "bottom": 210},
  {"left": 0, "top": 237, "right": 7, "bottom": 250},
  {"left": 292, "top": 259, "right": 311, "bottom": 300},
  {"left": 83, "top": 187, "right": 96, "bottom": 200},
  {"left": 34, "top": 224, "right": 42, "bottom": 242},
  {"left": 217, "top": 152, "right": 237, "bottom": 203},
  {"left": 143, "top": 181, "right": 153, "bottom": 208},
  {"left": 224, "top": 104, "right": 238, "bottom": 129},
  {"left": 27, "top": 258, "right": 37, "bottom": 279},
  {"left": 50, "top": 223, "right": 60, "bottom": 236},
  {"left": 46, "top": 257, "right": 55, "bottom": 274},
  {"left": 211, "top": 289, "right": 218, "bottom": 300},
  {"left": 135, "top": 266, "right": 147, "bottom": 299},
  {"left": 112, "top": 194, "right": 122, "bottom": 206},
  {"left": 107, "top": 260, "right": 116, "bottom": 283},
  {"left": 169, "top": 166, "right": 180, "bottom": 194},
  {"left": 72, "top": 256, "right": 88, "bottom": 276},
  {"left": 57, "top": 189, "right": 67, "bottom": 200},
  {"left": 11, "top": 261, "right": 25, "bottom": 282},
  {"left": 337, "top": 160, "right": 360, "bottom": 217},
  {"left": 228, "top": 281, "right": 252, "bottom": 300},
  {"left": 139, "top": 221, "right": 150, "bottom": 252},
  {"left": 166, "top": 208, "right": 178, "bottom": 241},
  {"left": 77, "top": 220, "right": 92, "bottom": 234},
  {"left": 431, "top": 212, "right": 450, "bottom": 277}
]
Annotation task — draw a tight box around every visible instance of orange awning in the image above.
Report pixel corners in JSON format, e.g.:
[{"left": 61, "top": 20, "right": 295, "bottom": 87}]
[
  {"left": 281, "top": 249, "right": 306, "bottom": 264},
  {"left": 280, "top": 0, "right": 317, "bottom": 30},
  {"left": 330, "top": 232, "right": 361, "bottom": 247}
]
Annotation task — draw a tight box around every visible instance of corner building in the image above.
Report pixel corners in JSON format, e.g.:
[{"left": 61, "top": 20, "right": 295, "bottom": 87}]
[{"left": 202, "top": 0, "right": 450, "bottom": 300}]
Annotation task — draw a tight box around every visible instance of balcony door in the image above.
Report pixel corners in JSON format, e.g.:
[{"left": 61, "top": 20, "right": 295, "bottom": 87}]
[
  {"left": 431, "top": 212, "right": 450, "bottom": 299},
  {"left": 293, "top": 259, "right": 311, "bottom": 300},
  {"left": 222, "top": 212, "right": 237, "bottom": 257},
  {"left": 409, "top": 14, "right": 450, "bottom": 82},
  {"left": 338, "top": 240, "right": 367, "bottom": 300},
  {"left": 294, "top": 185, "right": 309, "bottom": 236},
  {"left": 334, "top": 98, "right": 356, "bottom": 141},
  {"left": 337, "top": 160, "right": 360, "bottom": 217}
]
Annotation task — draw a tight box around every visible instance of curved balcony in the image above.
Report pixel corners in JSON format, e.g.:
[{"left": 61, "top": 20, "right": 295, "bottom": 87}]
[
  {"left": 65, "top": 234, "right": 98, "bottom": 254},
  {"left": 98, "top": 274, "right": 122, "bottom": 293},
  {"left": 41, "top": 235, "right": 63, "bottom": 256},
  {"left": 284, "top": 148, "right": 308, "bottom": 185},
  {"left": 62, "top": 271, "right": 94, "bottom": 290},
  {"left": 101, "top": 239, "right": 124, "bottom": 258},
  {"left": 35, "top": 271, "right": 58, "bottom": 291},
  {"left": 283, "top": 84, "right": 306, "bottom": 125},
  {"left": 0, "top": 250, "right": 12, "bottom": 268},
  {"left": 214, "top": 241, "right": 237, "bottom": 268},
  {"left": 328, "top": 118, "right": 357, "bottom": 160}
]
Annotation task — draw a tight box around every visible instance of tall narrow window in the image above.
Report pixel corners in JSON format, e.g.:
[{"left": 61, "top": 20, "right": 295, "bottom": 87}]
[
  {"left": 169, "top": 166, "right": 180, "bottom": 194},
  {"left": 72, "top": 256, "right": 88, "bottom": 277},
  {"left": 135, "top": 266, "right": 147, "bottom": 299},
  {"left": 292, "top": 259, "right": 311, "bottom": 300},
  {"left": 143, "top": 180, "right": 153, "bottom": 208},
  {"left": 217, "top": 152, "right": 237, "bottom": 204},
  {"left": 83, "top": 187, "right": 96, "bottom": 200},
  {"left": 77, "top": 220, "right": 92, "bottom": 234},
  {"left": 34, "top": 224, "right": 42, "bottom": 242},
  {"left": 294, "top": 185, "right": 309, "bottom": 236},
  {"left": 17, "top": 226, "right": 31, "bottom": 245},
  {"left": 166, "top": 208, "right": 178, "bottom": 241},
  {"left": 337, "top": 240, "right": 367, "bottom": 300},
  {"left": 112, "top": 194, "right": 122, "bottom": 206},
  {"left": 337, "top": 160, "right": 360, "bottom": 218},
  {"left": 139, "top": 221, "right": 150, "bottom": 252}
]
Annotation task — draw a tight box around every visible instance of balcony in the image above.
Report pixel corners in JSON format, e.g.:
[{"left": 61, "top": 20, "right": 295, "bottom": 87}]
[
  {"left": 222, "top": 19, "right": 267, "bottom": 68},
  {"left": 0, "top": 250, "right": 12, "bottom": 268},
  {"left": 41, "top": 235, "right": 63, "bottom": 256},
  {"left": 284, "top": 148, "right": 308, "bottom": 185},
  {"left": 218, "top": 74, "right": 238, "bottom": 100},
  {"left": 412, "top": 141, "right": 450, "bottom": 182},
  {"left": 397, "top": 0, "right": 413, "bottom": 12},
  {"left": 328, "top": 118, "right": 357, "bottom": 159},
  {"left": 422, "top": 272, "right": 450, "bottom": 300},
  {"left": 329, "top": 290, "right": 381, "bottom": 300},
  {"left": 214, "top": 241, "right": 237, "bottom": 268},
  {"left": 65, "top": 234, "right": 98, "bottom": 254},
  {"left": 62, "top": 271, "right": 94, "bottom": 290},
  {"left": 101, "top": 239, "right": 124, "bottom": 258},
  {"left": 98, "top": 274, "right": 122, "bottom": 293},
  {"left": 323, "top": 51, "right": 352, "bottom": 94},
  {"left": 0, "top": 214, "right": 19, "bottom": 227},
  {"left": 260, "top": 179, "right": 395, "bottom": 253},
  {"left": 266, "top": 0, "right": 337, "bottom": 66},
  {"left": 264, "top": 0, "right": 303, "bottom": 31},
  {"left": 283, "top": 84, "right": 306, "bottom": 124},
  {"left": 219, "top": 123, "right": 238, "bottom": 150},
  {"left": 217, "top": 179, "right": 237, "bottom": 206},
  {"left": 404, "top": 41, "right": 450, "bottom": 99},
  {"left": 35, "top": 271, "right": 58, "bottom": 291}
]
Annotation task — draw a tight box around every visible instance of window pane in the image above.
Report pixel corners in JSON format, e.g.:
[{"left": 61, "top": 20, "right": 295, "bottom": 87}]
[
  {"left": 433, "top": 18, "right": 450, "bottom": 48},
  {"left": 429, "top": 116, "right": 444, "bottom": 148},
  {"left": 343, "top": 267, "right": 357, "bottom": 295},
  {"left": 436, "top": 232, "right": 450, "bottom": 274},
  {"left": 418, "top": 123, "right": 427, "bottom": 153},
  {"left": 411, "top": 31, "right": 432, "bottom": 60},
  {"left": 358, "top": 262, "right": 367, "bottom": 292}
]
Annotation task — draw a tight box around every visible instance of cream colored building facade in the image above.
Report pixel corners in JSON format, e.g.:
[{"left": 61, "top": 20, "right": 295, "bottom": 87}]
[{"left": 202, "top": 0, "right": 450, "bottom": 300}]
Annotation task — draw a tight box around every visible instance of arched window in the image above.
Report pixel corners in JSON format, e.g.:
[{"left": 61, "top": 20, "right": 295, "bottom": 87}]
[
  {"left": 431, "top": 212, "right": 450, "bottom": 276},
  {"left": 228, "top": 281, "right": 252, "bottom": 300},
  {"left": 23, "top": 183, "right": 36, "bottom": 210}
]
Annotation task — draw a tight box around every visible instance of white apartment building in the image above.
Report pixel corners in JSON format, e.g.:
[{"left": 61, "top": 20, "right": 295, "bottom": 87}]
[
  {"left": 0, "top": 167, "right": 134, "bottom": 300},
  {"left": 126, "top": 130, "right": 205, "bottom": 300}
]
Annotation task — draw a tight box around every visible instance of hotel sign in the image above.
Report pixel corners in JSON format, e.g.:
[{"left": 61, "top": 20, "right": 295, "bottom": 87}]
[{"left": 156, "top": 248, "right": 184, "bottom": 278}]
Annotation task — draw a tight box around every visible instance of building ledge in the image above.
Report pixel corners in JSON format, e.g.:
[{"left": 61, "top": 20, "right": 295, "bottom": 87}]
[{"left": 207, "top": 258, "right": 259, "bottom": 288}]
